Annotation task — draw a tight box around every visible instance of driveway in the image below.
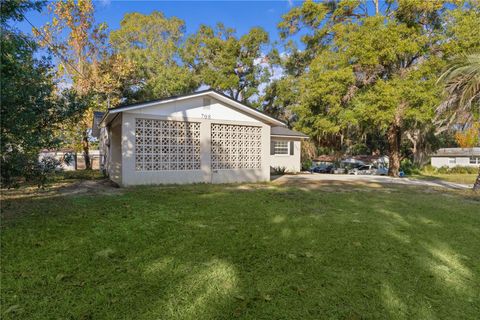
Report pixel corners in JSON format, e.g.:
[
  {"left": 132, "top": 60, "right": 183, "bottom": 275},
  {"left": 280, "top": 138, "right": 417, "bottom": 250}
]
[{"left": 272, "top": 173, "right": 472, "bottom": 190}]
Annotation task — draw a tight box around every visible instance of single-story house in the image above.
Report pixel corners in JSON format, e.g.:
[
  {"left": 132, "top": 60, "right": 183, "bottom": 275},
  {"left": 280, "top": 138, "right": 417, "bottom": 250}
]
[
  {"left": 39, "top": 149, "right": 102, "bottom": 170},
  {"left": 430, "top": 148, "right": 480, "bottom": 168},
  {"left": 93, "top": 90, "right": 308, "bottom": 186}
]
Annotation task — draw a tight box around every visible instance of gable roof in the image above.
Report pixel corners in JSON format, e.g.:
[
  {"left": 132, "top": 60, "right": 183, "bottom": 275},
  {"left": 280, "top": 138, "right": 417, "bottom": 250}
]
[{"left": 100, "top": 89, "right": 286, "bottom": 127}]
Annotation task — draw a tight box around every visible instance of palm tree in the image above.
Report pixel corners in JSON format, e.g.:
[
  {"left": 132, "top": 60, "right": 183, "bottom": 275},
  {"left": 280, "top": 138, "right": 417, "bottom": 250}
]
[{"left": 438, "top": 53, "right": 480, "bottom": 191}]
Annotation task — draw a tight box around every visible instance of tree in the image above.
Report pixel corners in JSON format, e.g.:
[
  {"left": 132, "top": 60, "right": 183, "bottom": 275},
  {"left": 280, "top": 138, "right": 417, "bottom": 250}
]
[
  {"left": 110, "top": 11, "right": 197, "bottom": 101},
  {"left": 36, "top": 0, "right": 135, "bottom": 169},
  {"left": 1, "top": 0, "right": 84, "bottom": 186},
  {"left": 183, "top": 23, "right": 270, "bottom": 103},
  {"left": 438, "top": 53, "right": 480, "bottom": 190},
  {"left": 455, "top": 125, "right": 479, "bottom": 148},
  {"left": 277, "top": 0, "right": 470, "bottom": 176}
]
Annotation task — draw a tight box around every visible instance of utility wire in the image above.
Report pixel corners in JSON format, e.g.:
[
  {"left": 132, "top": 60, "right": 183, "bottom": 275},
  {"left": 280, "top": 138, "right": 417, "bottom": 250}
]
[{"left": 22, "top": 14, "right": 85, "bottom": 78}]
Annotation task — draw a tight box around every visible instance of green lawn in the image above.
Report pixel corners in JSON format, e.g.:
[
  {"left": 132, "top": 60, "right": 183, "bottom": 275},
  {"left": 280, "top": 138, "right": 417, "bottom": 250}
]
[
  {"left": 1, "top": 181, "right": 479, "bottom": 319},
  {"left": 411, "top": 173, "right": 478, "bottom": 185}
]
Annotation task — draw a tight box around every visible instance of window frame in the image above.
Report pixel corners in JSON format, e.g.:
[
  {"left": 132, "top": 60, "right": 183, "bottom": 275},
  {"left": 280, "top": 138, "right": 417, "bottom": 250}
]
[
  {"left": 273, "top": 140, "right": 289, "bottom": 155},
  {"left": 470, "top": 157, "right": 480, "bottom": 165}
]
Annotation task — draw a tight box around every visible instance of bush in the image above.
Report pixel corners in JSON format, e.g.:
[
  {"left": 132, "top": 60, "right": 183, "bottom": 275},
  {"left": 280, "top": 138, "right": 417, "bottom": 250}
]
[
  {"left": 1, "top": 154, "right": 63, "bottom": 189},
  {"left": 301, "top": 159, "right": 313, "bottom": 171},
  {"left": 421, "top": 165, "right": 478, "bottom": 175},
  {"left": 272, "top": 166, "right": 287, "bottom": 175},
  {"left": 400, "top": 159, "right": 421, "bottom": 175},
  {"left": 422, "top": 164, "right": 437, "bottom": 174},
  {"left": 448, "top": 166, "right": 478, "bottom": 174},
  {"left": 25, "top": 156, "right": 61, "bottom": 188}
]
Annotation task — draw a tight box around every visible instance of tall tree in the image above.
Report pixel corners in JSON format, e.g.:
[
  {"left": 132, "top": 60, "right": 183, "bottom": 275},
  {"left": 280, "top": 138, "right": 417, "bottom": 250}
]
[
  {"left": 438, "top": 53, "right": 480, "bottom": 190},
  {"left": 278, "top": 0, "right": 473, "bottom": 176},
  {"left": 36, "top": 0, "right": 135, "bottom": 169},
  {"left": 183, "top": 23, "right": 270, "bottom": 103},
  {"left": 1, "top": 0, "right": 84, "bottom": 186},
  {"left": 110, "top": 11, "right": 197, "bottom": 101}
]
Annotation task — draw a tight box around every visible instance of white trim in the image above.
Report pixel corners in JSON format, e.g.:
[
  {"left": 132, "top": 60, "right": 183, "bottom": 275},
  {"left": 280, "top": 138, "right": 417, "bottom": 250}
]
[
  {"left": 104, "top": 91, "right": 285, "bottom": 127},
  {"left": 271, "top": 134, "right": 308, "bottom": 139}
]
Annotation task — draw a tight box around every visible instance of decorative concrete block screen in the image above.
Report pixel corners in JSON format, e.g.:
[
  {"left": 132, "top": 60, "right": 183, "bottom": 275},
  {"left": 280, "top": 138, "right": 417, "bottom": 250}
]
[
  {"left": 211, "top": 124, "right": 262, "bottom": 169},
  {"left": 135, "top": 119, "right": 201, "bottom": 171}
]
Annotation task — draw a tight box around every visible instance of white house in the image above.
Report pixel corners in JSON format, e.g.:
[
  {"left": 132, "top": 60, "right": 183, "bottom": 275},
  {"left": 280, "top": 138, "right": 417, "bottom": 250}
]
[
  {"left": 430, "top": 148, "right": 480, "bottom": 168},
  {"left": 94, "top": 90, "right": 308, "bottom": 186},
  {"left": 38, "top": 149, "right": 102, "bottom": 170}
]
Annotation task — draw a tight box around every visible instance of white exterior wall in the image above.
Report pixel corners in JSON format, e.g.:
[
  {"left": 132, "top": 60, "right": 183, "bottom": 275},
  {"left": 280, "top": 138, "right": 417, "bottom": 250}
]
[
  {"left": 431, "top": 156, "right": 479, "bottom": 168},
  {"left": 129, "top": 97, "right": 262, "bottom": 124},
  {"left": 117, "top": 97, "right": 271, "bottom": 186},
  {"left": 269, "top": 139, "right": 302, "bottom": 173},
  {"left": 107, "top": 114, "right": 123, "bottom": 185}
]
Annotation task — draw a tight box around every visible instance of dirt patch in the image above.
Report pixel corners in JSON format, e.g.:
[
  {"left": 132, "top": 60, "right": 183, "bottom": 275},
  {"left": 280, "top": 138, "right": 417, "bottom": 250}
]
[
  {"left": 1, "top": 178, "right": 122, "bottom": 202},
  {"left": 58, "top": 179, "right": 121, "bottom": 196}
]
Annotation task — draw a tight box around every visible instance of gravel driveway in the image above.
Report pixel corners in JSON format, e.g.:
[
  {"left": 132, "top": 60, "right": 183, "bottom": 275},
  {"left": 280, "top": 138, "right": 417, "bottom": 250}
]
[{"left": 272, "top": 173, "right": 472, "bottom": 190}]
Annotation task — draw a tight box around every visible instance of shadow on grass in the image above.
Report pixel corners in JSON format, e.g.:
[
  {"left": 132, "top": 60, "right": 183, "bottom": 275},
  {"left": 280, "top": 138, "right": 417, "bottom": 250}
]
[{"left": 1, "top": 182, "right": 479, "bottom": 319}]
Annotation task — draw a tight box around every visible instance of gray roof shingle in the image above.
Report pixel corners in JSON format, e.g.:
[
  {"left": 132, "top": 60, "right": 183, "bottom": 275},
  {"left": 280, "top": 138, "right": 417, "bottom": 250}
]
[
  {"left": 432, "top": 148, "right": 480, "bottom": 157},
  {"left": 271, "top": 126, "right": 309, "bottom": 138}
]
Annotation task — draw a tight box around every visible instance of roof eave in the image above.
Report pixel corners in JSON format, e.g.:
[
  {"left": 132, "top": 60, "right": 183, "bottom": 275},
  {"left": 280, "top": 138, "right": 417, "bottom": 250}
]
[{"left": 271, "top": 134, "right": 309, "bottom": 139}]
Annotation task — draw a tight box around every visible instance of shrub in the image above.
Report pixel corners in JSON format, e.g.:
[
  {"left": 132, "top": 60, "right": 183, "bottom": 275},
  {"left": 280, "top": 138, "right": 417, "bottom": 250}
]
[
  {"left": 436, "top": 166, "right": 449, "bottom": 174},
  {"left": 422, "top": 164, "right": 436, "bottom": 174},
  {"left": 421, "top": 165, "right": 478, "bottom": 175},
  {"left": 301, "top": 159, "right": 313, "bottom": 171},
  {"left": 400, "top": 159, "right": 421, "bottom": 175},
  {"left": 272, "top": 166, "right": 287, "bottom": 175},
  {"left": 24, "top": 156, "right": 61, "bottom": 188},
  {"left": 448, "top": 166, "right": 478, "bottom": 174}
]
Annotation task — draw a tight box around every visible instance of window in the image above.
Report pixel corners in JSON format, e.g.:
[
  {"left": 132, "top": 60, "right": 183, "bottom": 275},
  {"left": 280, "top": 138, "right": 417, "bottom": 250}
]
[
  {"left": 470, "top": 157, "right": 480, "bottom": 164},
  {"left": 448, "top": 158, "right": 456, "bottom": 164},
  {"left": 273, "top": 141, "right": 289, "bottom": 155}
]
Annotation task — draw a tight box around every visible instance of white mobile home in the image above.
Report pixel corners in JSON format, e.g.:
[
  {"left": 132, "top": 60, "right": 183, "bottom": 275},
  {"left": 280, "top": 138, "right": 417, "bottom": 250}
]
[
  {"left": 94, "top": 90, "right": 308, "bottom": 186},
  {"left": 430, "top": 148, "right": 480, "bottom": 168}
]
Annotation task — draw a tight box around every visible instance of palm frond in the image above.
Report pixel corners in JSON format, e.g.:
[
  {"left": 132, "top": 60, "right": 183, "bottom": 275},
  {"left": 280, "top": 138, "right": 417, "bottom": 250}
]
[{"left": 438, "top": 52, "right": 480, "bottom": 122}]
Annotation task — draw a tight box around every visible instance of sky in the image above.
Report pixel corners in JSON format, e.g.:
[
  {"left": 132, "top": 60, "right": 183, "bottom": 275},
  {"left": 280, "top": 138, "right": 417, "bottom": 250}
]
[{"left": 15, "top": 0, "right": 303, "bottom": 46}]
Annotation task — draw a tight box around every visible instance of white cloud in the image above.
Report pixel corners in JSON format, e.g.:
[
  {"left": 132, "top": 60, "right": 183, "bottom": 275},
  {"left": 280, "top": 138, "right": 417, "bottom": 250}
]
[
  {"left": 287, "top": 0, "right": 294, "bottom": 7},
  {"left": 98, "top": 0, "right": 111, "bottom": 7}
]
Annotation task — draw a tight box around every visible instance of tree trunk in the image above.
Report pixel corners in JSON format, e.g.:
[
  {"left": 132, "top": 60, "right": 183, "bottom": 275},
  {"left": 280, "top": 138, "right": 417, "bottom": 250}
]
[
  {"left": 474, "top": 166, "right": 480, "bottom": 191},
  {"left": 387, "top": 123, "right": 402, "bottom": 177},
  {"left": 407, "top": 130, "right": 430, "bottom": 167},
  {"left": 82, "top": 129, "right": 91, "bottom": 170}
]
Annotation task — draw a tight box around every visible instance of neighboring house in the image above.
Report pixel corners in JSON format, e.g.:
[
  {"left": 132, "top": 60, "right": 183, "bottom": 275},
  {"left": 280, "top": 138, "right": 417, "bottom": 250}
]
[
  {"left": 430, "top": 148, "right": 480, "bottom": 168},
  {"left": 93, "top": 90, "right": 308, "bottom": 186},
  {"left": 39, "top": 149, "right": 102, "bottom": 170}
]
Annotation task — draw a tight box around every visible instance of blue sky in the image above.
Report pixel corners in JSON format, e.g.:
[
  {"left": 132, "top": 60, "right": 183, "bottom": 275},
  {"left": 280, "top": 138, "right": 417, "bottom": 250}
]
[{"left": 15, "top": 1, "right": 302, "bottom": 46}]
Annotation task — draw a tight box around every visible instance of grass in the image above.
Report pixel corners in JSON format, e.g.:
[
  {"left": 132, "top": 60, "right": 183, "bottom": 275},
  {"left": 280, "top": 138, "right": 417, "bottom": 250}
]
[
  {"left": 411, "top": 173, "right": 477, "bottom": 185},
  {"left": 1, "top": 180, "right": 480, "bottom": 319}
]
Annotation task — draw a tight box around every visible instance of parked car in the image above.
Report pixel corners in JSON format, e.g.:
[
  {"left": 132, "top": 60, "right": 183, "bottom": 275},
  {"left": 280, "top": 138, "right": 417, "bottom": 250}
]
[
  {"left": 332, "top": 167, "right": 347, "bottom": 174},
  {"left": 310, "top": 164, "right": 335, "bottom": 174},
  {"left": 348, "top": 165, "right": 388, "bottom": 176}
]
